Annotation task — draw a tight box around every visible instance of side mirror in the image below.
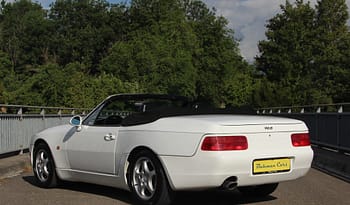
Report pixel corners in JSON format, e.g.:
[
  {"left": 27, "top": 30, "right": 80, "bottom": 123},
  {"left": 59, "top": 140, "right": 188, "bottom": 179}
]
[{"left": 70, "top": 115, "right": 82, "bottom": 131}]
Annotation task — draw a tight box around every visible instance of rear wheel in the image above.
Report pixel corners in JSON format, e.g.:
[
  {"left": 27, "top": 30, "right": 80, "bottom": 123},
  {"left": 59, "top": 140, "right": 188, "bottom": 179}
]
[
  {"left": 238, "top": 183, "right": 278, "bottom": 197},
  {"left": 33, "top": 143, "right": 58, "bottom": 188},
  {"left": 127, "top": 150, "right": 173, "bottom": 205}
]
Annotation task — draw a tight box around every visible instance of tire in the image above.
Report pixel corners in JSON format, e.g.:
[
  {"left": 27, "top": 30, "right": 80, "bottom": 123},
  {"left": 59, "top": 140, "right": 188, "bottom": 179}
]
[
  {"left": 33, "top": 143, "right": 58, "bottom": 188},
  {"left": 127, "top": 150, "right": 173, "bottom": 205},
  {"left": 238, "top": 183, "right": 279, "bottom": 197}
]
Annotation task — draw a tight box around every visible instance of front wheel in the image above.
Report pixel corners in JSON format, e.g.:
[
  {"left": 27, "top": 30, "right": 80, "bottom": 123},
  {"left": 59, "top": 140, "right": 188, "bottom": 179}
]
[
  {"left": 238, "top": 183, "right": 279, "bottom": 197},
  {"left": 33, "top": 143, "right": 58, "bottom": 188},
  {"left": 127, "top": 150, "right": 173, "bottom": 205}
]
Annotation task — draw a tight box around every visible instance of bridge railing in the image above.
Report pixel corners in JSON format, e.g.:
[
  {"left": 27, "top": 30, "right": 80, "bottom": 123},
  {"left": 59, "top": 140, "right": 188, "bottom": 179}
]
[
  {"left": 0, "top": 104, "right": 89, "bottom": 155},
  {"left": 258, "top": 103, "right": 350, "bottom": 181},
  {"left": 258, "top": 103, "right": 350, "bottom": 154}
]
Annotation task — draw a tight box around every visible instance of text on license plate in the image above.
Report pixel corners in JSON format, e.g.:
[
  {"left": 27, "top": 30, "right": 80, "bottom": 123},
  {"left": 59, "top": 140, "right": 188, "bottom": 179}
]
[{"left": 253, "top": 158, "right": 291, "bottom": 174}]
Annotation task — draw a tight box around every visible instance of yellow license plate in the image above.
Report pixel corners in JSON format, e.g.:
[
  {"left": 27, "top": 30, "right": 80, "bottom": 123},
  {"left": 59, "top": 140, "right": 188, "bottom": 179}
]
[{"left": 253, "top": 158, "right": 291, "bottom": 174}]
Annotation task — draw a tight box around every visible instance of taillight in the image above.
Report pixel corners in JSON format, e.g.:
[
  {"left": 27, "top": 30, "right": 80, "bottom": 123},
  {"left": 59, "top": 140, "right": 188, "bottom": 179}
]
[
  {"left": 291, "top": 133, "right": 311, "bottom": 147},
  {"left": 201, "top": 136, "right": 248, "bottom": 151}
]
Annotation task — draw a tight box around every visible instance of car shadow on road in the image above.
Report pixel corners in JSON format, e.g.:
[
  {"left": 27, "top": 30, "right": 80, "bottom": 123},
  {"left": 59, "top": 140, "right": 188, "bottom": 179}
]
[
  {"left": 173, "top": 190, "right": 276, "bottom": 205},
  {"left": 22, "top": 175, "right": 277, "bottom": 205},
  {"left": 22, "top": 175, "right": 132, "bottom": 203}
]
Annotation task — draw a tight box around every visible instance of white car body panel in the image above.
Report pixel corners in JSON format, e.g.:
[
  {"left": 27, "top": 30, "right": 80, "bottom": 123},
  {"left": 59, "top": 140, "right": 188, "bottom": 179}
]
[{"left": 65, "top": 125, "right": 118, "bottom": 174}]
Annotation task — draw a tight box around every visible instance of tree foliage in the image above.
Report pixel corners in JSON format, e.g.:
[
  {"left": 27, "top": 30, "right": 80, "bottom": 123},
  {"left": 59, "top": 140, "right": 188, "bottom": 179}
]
[
  {"left": 49, "top": 0, "right": 122, "bottom": 72},
  {"left": 0, "top": 0, "right": 46, "bottom": 71},
  {"left": 2, "top": 0, "right": 349, "bottom": 109},
  {"left": 314, "top": 0, "right": 350, "bottom": 102},
  {"left": 0, "top": 0, "right": 250, "bottom": 108},
  {"left": 256, "top": 0, "right": 350, "bottom": 105}
]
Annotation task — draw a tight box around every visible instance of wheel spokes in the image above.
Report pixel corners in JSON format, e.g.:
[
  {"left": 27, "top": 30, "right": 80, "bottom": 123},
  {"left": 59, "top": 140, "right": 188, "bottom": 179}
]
[
  {"left": 40, "top": 151, "right": 46, "bottom": 161},
  {"left": 132, "top": 157, "right": 157, "bottom": 200},
  {"left": 35, "top": 150, "right": 51, "bottom": 182}
]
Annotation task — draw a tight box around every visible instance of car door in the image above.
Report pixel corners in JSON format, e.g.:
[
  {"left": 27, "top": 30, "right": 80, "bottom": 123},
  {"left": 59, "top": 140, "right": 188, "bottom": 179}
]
[
  {"left": 65, "top": 126, "right": 118, "bottom": 174},
  {"left": 65, "top": 99, "right": 125, "bottom": 175}
]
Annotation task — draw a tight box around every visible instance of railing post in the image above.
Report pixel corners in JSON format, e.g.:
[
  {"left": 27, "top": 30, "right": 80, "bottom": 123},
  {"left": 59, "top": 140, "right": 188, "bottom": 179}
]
[
  {"left": 40, "top": 108, "right": 45, "bottom": 119},
  {"left": 17, "top": 107, "right": 23, "bottom": 121},
  {"left": 338, "top": 106, "right": 343, "bottom": 113},
  {"left": 317, "top": 107, "right": 321, "bottom": 113},
  {"left": 58, "top": 109, "right": 62, "bottom": 124},
  {"left": 315, "top": 112, "right": 319, "bottom": 143},
  {"left": 337, "top": 113, "right": 341, "bottom": 153}
]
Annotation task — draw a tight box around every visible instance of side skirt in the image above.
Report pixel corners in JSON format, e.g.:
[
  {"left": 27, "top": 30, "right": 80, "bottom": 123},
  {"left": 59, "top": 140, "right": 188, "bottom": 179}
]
[{"left": 56, "top": 168, "right": 130, "bottom": 191}]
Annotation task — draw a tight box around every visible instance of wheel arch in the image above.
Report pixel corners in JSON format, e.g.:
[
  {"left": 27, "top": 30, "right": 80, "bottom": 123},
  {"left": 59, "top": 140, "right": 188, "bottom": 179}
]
[
  {"left": 34, "top": 139, "right": 49, "bottom": 148},
  {"left": 126, "top": 146, "right": 175, "bottom": 190},
  {"left": 33, "top": 139, "right": 48, "bottom": 161},
  {"left": 32, "top": 138, "right": 59, "bottom": 187}
]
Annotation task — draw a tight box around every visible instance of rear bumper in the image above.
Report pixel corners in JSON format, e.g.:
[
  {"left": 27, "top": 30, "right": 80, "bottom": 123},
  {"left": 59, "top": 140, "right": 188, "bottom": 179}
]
[{"left": 160, "top": 147, "right": 313, "bottom": 191}]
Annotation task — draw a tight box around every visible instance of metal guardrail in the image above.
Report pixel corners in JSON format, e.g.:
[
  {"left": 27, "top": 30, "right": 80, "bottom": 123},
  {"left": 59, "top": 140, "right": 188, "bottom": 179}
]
[
  {"left": 0, "top": 115, "right": 72, "bottom": 155},
  {"left": 0, "top": 104, "right": 89, "bottom": 155},
  {"left": 1, "top": 102, "right": 349, "bottom": 154},
  {"left": 258, "top": 103, "right": 350, "bottom": 154},
  {"left": 0, "top": 104, "right": 89, "bottom": 116},
  {"left": 257, "top": 103, "right": 350, "bottom": 114},
  {"left": 258, "top": 103, "right": 350, "bottom": 181},
  {"left": 274, "top": 113, "right": 350, "bottom": 154}
]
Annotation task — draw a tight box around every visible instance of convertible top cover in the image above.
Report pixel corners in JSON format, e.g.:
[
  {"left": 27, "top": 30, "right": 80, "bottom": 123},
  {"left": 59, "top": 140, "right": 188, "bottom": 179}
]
[{"left": 83, "top": 94, "right": 255, "bottom": 126}]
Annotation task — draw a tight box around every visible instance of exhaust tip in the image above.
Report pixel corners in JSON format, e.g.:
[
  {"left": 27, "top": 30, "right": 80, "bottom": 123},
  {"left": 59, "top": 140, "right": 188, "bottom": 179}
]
[{"left": 221, "top": 176, "right": 238, "bottom": 191}]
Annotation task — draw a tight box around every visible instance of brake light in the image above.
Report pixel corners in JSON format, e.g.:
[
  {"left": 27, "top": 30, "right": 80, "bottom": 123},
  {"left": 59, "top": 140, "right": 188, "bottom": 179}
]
[
  {"left": 201, "top": 136, "right": 248, "bottom": 151},
  {"left": 291, "top": 133, "right": 310, "bottom": 147}
]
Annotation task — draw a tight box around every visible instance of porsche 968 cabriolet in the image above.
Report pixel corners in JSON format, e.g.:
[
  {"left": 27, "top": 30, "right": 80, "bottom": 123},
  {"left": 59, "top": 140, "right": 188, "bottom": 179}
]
[{"left": 30, "top": 94, "right": 313, "bottom": 205}]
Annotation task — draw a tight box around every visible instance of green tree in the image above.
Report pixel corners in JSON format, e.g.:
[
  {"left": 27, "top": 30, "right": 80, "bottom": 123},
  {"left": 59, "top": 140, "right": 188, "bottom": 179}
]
[
  {"left": 0, "top": 50, "right": 13, "bottom": 103},
  {"left": 256, "top": 0, "right": 329, "bottom": 105},
  {"left": 64, "top": 63, "right": 141, "bottom": 108},
  {"left": 49, "top": 0, "right": 125, "bottom": 73},
  {"left": 102, "top": 0, "right": 251, "bottom": 105},
  {"left": 257, "top": 0, "right": 350, "bottom": 105},
  {"left": 257, "top": 0, "right": 315, "bottom": 81},
  {"left": 0, "top": 0, "right": 49, "bottom": 72},
  {"left": 102, "top": 0, "right": 199, "bottom": 98},
  {"left": 7, "top": 63, "right": 67, "bottom": 106},
  {"left": 0, "top": 0, "right": 253, "bottom": 108},
  {"left": 314, "top": 0, "right": 350, "bottom": 102},
  {"left": 184, "top": 0, "right": 249, "bottom": 106}
]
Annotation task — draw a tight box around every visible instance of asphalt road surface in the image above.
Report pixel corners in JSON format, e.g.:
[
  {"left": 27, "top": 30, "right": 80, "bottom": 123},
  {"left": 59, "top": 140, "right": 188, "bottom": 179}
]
[{"left": 0, "top": 169, "right": 349, "bottom": 205}]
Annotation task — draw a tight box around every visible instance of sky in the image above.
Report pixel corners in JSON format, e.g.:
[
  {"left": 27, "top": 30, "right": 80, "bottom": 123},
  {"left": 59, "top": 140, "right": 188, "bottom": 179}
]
[{"left": 5, "top": 0, "right": 350, "bottom": 61}]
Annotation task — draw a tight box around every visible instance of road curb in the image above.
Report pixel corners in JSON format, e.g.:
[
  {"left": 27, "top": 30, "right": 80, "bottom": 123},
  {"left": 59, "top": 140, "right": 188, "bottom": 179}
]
[{"left": 0, "top": 154, "right": 31, "bottom": 179}]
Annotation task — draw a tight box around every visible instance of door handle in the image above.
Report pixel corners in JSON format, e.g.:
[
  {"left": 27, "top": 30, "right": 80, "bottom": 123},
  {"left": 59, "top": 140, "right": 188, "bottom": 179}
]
[{"left": 104, "top": 133, "right": 116, "bottom": 141}]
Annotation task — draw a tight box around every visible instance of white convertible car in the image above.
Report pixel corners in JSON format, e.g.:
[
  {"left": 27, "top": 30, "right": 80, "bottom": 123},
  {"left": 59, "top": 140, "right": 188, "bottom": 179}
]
[{"left": 30, "top": 94, "right": 313, "bottom": 205}]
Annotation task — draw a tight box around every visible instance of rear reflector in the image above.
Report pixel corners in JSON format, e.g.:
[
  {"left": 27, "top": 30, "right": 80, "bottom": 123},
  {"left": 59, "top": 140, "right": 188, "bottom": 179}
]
[
  {"left": 291, "top": 133, "right": 311, "bottom": 147},
  {"left": 201, "top": 136, "right": 248, "bottom": 151}
]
